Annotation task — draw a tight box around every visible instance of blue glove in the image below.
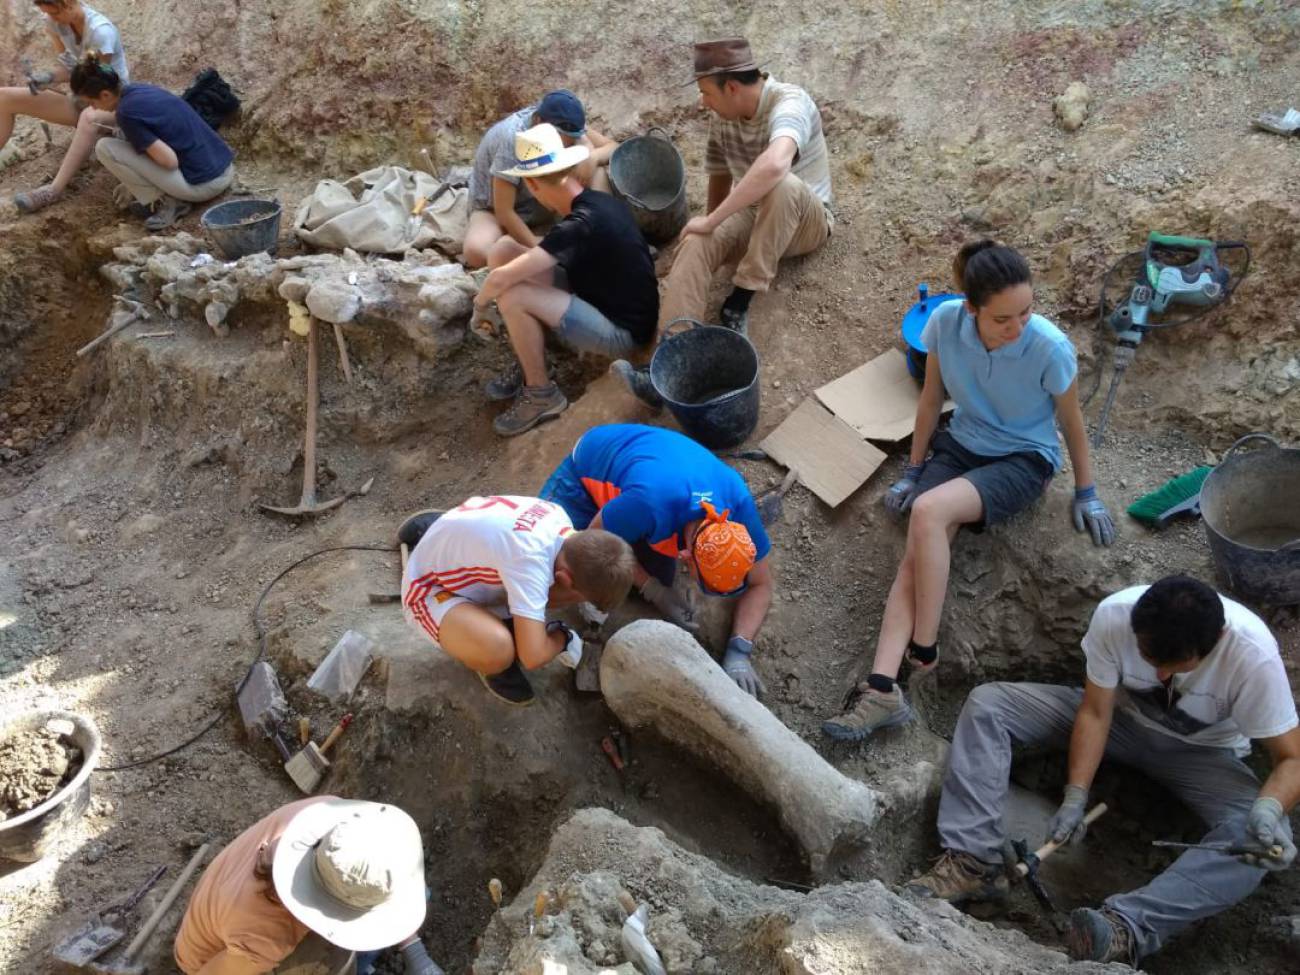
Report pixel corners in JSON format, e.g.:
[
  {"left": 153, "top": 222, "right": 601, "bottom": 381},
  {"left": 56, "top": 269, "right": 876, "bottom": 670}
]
[
  {"left": 1071, "top": 485, "right": 1116, "bottom": 547},
  {"left": 884, "top": 463, "right": 926, "bottom": 516},
  {"left": 722, "top": 636, "right": 764, "bottom": 699},
  {"left": 1047, "top": 784, "right": 1090, "bottom": 845},
  {"left": 1240, "top": 797, "right": 1298, "bottom": 871}
]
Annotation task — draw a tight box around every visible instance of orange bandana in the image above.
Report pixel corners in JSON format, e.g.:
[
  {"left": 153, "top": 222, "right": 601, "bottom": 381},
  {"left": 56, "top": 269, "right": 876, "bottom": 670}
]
[{"left": 693, "top": 500, "right": 756, "bottom": 594}]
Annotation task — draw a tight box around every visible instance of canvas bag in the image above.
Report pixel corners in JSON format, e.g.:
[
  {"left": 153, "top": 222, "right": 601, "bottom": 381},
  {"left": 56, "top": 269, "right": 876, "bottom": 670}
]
[{"left": 294, "top": 165, "right": 469, "bottom": 254}]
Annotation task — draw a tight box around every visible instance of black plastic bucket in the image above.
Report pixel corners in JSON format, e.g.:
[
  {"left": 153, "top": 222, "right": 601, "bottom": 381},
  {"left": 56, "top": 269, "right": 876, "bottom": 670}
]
[
  {"left": 1200, "top": 433, "right": 1300, "bottom": 605},
  {"left": 0, "top": 711, "right": 101, "bottom": 862},
  {"left": 609, "top": 127, "right": 689, "bottom": 245},
  {"left": 649, "top": 319, "right": 760, "bottom": 449},
  {"left": 200, "top": 198, "right": 283, "bottom": 260}
]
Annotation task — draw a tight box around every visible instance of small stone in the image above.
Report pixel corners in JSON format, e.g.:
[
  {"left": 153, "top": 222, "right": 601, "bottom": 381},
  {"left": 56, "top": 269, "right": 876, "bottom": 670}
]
[
  {"left": 1053, "top": 82, "right": 1090, "bottom": 131},
  {"left": 83, "top": 842, "right": 107, "bottom": 864}
]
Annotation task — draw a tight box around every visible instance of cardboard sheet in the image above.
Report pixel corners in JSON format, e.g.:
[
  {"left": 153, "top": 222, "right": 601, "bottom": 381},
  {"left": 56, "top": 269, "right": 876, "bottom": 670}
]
[
  {"left": 759, "top": 398, "right": 887, "bottom": 508},
  {"left": 814, "top": 349, "right": 953, "bottom": 443}
]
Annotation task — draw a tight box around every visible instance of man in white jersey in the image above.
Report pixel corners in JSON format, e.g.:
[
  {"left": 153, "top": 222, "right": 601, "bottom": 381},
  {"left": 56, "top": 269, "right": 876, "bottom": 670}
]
[
  {"left": 905, "top": 575, "right": 1300, "bottom": 967},
  {"left": 397, "top": 497, "right": 635, "bottom": 706}
]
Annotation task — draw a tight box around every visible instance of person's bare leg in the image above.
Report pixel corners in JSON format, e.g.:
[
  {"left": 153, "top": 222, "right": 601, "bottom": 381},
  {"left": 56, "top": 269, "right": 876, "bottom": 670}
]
[
  {"left": 435, "top": 603, "right": 515, "bottom": 675},
  {"left": 496, "top": 281, "right": 571, "bottom": 385},
  {"left": 463, "top": 209, "right": 506, "bottom": 269},
  {"left": 0, "top": 88, "right": 79, "bottom": 148},
  {"left": 50, "top": 108, "right": 113, "bottom": 193},
  {"left": 487, "top": 235, "right": 529, "bottom": 269}
]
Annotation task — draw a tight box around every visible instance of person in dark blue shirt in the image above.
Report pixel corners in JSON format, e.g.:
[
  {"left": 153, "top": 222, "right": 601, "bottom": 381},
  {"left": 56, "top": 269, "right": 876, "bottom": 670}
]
[
  {"left": 539, "top": 423, "right": 776, "bottom": 698},
  {"left": 69, "top": 57, "right": 235, "bottom": 230}
]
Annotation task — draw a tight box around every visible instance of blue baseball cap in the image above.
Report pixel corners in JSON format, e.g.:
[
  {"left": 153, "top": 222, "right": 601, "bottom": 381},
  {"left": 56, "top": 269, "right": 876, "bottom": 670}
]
[{"left": 536, "top": 89, "right": 586, "bottom": 138}]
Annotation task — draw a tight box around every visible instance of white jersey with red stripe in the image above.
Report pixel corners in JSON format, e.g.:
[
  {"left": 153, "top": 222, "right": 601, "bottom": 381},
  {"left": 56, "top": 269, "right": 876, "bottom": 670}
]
[{"left": 402, "top": 496, "right": 572, "bottom": 642}]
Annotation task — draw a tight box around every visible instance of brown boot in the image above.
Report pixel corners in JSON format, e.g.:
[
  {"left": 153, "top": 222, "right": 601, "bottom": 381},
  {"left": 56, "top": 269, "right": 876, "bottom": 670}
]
[
  {"left": 492, "top": 382, "right": 567, "bottom": 437},
  {"left": 904, "top": 849, "right": 1010, "bottom": 905},
  {"left": 1066, "top": 907, "right": 1138, "bottom": 967}
]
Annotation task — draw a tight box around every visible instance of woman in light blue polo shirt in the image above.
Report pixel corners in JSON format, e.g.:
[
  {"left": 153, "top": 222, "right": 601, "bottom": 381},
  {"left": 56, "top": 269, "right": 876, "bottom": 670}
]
[{"left": 824, "top": 240, "right": 1114, "bottom": 743}]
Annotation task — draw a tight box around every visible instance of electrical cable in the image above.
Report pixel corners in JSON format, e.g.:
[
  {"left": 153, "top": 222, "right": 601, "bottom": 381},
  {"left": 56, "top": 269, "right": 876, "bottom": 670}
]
[{"left": 97, "top": 544, "right": 394, "bottom": 772}]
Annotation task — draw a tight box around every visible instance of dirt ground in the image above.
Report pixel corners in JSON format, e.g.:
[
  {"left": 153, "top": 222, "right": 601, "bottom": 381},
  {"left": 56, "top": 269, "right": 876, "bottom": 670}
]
[{"left": 2, "top": 0, "right": 1300, "bottom": 972}]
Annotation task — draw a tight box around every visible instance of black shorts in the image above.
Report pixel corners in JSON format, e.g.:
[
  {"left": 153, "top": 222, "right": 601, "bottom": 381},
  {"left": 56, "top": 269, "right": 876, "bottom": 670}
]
[{"left": 913, "top": 430, "right": 1053, "bottom": 530}]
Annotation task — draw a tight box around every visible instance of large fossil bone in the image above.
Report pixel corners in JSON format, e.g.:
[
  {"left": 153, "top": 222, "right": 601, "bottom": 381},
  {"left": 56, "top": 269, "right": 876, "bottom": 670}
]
[{"left": 600, "top": 619, "right": 881, "bottom": 877}]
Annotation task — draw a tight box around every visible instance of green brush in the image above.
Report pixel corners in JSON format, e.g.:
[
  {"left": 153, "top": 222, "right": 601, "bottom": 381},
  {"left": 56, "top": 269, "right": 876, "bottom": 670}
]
[{"left": 1127, "top": 466, "right": 1212, "bottom": 528}]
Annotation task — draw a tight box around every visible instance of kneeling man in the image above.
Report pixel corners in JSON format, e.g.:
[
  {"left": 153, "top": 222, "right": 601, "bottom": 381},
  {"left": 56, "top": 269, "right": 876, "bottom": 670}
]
[
  {"left": 399, "top": 495, "right": 635, "bottom": 705},
  {"left": 907, "top": 575, "right": 1299, "bottom": 967}
]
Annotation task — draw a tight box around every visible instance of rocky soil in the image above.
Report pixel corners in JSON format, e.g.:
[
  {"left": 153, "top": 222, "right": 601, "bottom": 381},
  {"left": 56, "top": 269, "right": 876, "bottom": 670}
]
[
  {"left": 0, "top": 729, "right": 82, "bottom": 821},
  {"left": 1, "top": 0, "right": 1299, "bottom": 973}
]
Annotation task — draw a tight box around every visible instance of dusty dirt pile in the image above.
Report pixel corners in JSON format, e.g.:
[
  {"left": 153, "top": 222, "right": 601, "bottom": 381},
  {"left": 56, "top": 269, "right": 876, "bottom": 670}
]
[{"left": 0, "top": 729, "right": 82, "bottom": 821}]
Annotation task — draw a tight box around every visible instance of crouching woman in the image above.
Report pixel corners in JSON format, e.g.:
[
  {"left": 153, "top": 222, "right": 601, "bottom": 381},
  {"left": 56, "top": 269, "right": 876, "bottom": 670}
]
[{"left": 69, "top": 56, "right": 234, "bottom": 230}]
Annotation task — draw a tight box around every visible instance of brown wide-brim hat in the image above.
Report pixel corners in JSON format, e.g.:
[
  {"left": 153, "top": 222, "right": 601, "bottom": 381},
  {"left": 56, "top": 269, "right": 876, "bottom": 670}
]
[{"left": 683, "top": 37, "right": 769, "bottom": 86}]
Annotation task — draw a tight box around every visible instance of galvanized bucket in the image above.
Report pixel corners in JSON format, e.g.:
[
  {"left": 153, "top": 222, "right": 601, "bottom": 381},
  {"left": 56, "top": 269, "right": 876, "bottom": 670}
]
[
  {"left": 1200, "top": 433, "right": 1300, "bottom": 605},
  {"left": 609, "top": 127, "right": 689, "bottom": 245}
]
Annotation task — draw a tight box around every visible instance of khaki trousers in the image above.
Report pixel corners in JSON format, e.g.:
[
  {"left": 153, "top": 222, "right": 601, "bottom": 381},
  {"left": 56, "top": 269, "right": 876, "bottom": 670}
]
[
  {"left": 95, "top": 137, "right": 235, "bottom": 206},
  {"left": 658, "top": 173, "right": 831, "bottom": 329}
]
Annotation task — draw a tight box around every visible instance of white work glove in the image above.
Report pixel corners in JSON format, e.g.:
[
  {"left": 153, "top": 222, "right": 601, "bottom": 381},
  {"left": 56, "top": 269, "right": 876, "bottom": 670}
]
[
  {"left": 1047, "top": 785, "right": 1090, "bottom": 845},
  {"left": 884, "top": 463, "right": 926, "bottom": 517},
  {"left": 548, "top": 622, "right": 583, "bottom": 669},
  {"left": 1071, "top": 485, "right": 1116, "bottom": 547},
  {"left": 639, "top": 578, "right": 699, "bottom": 633},
  {"left": 722, "top": 636, "right": 764, "bottom": 699},
  {"left": 1240, "top": 797, "right": 1298, "bottom": 871}
]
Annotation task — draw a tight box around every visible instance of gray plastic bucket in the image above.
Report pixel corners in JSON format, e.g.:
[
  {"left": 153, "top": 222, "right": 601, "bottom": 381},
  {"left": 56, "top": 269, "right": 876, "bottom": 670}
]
[
  {"left": 609, "top": 127, "right": 689, "bottom": 245},
  {"left": 1200, "top": 433, "right": 1300, "bottom": 605},
  {"left": 650, "top": 319, "right": 760, "bottom": 450},
  {"left": 200, "top": 198, "right": 283, "bottom": 260},
  {"left": 0, "top": 711, "right": 101, "bottom": 862}
]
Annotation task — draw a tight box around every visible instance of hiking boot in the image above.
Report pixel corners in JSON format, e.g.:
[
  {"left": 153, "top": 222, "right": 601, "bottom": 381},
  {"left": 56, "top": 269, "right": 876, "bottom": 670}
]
[
  {"left": 719, "top": 305, "right": 749, "bottom": 336},
  {"left": 904, "top": 849, "right": 1010, "bottom": 905},
  {"left": 484, "top": 362, "right": 523, "bottom": 402},
  {"left": 493, "top": 383, "right": 567, "bottom": 437},
  {"left": 396, "top": 509, "right": 445, "bottom": 549},
  {"left": 1066, "top": 907, "right": 1138, "bottom": 967},
  {"left": 144, "top": 196, "right": 192, "bottom": 231},
  {"left": 14, "top": 183, "right": 62, "bottom": 213},
  {"left": 477, "top": 660, "right": 535, "bottom": 706},
  {"left": 821, "top": 684, "right": 916, "bottom": 742},
  {"left": 610, "top": 359, "right": 663, "bottom": 408}
]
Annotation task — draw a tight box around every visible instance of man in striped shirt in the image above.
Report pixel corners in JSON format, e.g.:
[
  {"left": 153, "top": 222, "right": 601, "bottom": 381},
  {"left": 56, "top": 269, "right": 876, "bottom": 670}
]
[
  {"left": 398, "top": 497, "right": 635, "bottom": 705},
  {"left": 662, "top": 38, "right": 832, "bottom": 337}
]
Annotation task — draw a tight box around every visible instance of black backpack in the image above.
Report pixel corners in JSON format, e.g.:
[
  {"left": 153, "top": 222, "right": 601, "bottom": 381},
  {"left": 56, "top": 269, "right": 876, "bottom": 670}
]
[{"left": 182, "top": 68, "right": 241, "bottom": 130}]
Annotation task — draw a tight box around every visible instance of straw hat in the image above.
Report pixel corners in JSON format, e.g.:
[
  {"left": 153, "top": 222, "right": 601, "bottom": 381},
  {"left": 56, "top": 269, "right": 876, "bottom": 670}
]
[
  {"left": 272, "top": 799, "right": 427, "bottom": 952},
  {"left": 497, "top": 123, "right": 590, "bottom": 179}
]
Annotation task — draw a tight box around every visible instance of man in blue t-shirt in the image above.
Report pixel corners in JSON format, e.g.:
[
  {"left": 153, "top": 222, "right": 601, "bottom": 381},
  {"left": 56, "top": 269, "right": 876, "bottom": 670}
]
[{"left": 539, "top": 423, "right": 776, "bottom": 698}]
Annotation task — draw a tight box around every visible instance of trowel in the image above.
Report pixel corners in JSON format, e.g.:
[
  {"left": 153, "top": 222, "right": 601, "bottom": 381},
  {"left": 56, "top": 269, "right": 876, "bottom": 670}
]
[{"left": 52, "top": 865, "right": 166, "bottom": 969}]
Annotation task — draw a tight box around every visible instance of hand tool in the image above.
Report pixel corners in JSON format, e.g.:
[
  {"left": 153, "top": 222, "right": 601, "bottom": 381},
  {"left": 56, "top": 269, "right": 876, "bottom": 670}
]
[
  {"left": 528, "top": 891, "right": 547, "bottom": 935},
  {"left": 1089, "top": 233, "right": 1250, "bottom": 445},
  {"left": 259, "top": 314, "right": 347, "bottom": 518},
  {"left": 332, "top": 323, "right": 354, "bottom": 384},
  {"left": 1152, "top": 838, "right": 1285, "bottom": 859},
  {"left": 488, "top": 878, "right": 503, "bottom": 908},
  {"left": 283, "top": 713, "right": 353, "bottom": 793},
  {"left": 1005, "top": 803, "right": 1108, "bottom": 930},
  {"left": 78, "top": 845, "right": 209, "bottom": 974},
  {"left": 1126, "top": 466, "right": 1212, "bottom": 528},
  {"left": 368, "top": 591, "right": 401, "bottom": 604},
  {"left": 297, "top": 716, "right": 311, "bottom": 746},
  {"left": 52, "top": 865, "right": 166, "bottom": 968},
  {"left": 76, "top": 298, "right": 148, "bottom": 358},
  {"left": 756, "top": 467, "right": 798, "bottom": 525}
]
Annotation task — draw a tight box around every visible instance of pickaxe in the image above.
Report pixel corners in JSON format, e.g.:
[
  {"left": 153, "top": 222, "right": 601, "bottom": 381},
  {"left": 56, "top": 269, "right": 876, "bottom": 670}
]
[{"left": 1005, "top": 802, "right": 1109, "bottom": 931}]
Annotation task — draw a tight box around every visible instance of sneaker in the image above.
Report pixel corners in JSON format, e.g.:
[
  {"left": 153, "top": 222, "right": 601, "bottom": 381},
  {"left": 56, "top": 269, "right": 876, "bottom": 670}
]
[
  {"left": 1066, "top": 907, "right": 1138, "bottom": 967},
  {"left": 904, "top": 849, "right": 1010, "bottom": 905},
  {"left": 719, "top": 305, "right": 749, "bottom": 336},
  {"left": 484, "top": 362, "right": 523, "bottom": 402},
  {"left": 821, "top": 684, "right": 916, "bottom": 742},
  {"left": 14, "top": 183, "right": 63, "bottom": 213},
  {"left": 610, "top": 360, "right": 663, "bottom": 408},
  {"left": 493, "top": 383, "right": 567, "bottom": 437},
  {"left": 396, "top": 509, "right": 445, "bottom": 549},
  {"left": 477, "top": 660, "right": 535, "bottom": 706},
  {"left": 144, "top": 196, "right": 192, "bottom": 231}
]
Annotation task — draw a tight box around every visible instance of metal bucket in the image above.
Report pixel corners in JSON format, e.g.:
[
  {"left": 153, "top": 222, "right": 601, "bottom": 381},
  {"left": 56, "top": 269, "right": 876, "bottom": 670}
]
[
  {"left": 0, "top": 710, "right": 101, "bottom": 862},
  {"left": 649, "top": 319, "right": 760, "bottom": 450},
  {"left": 1200, "top": 433, "right": 1300, "bottom": 605},
  {"left": 200, "top": 198, "right": 283, "bottom": 260},
  {"left": 609, "top": 127, "right": 689, "bottom": 245}
]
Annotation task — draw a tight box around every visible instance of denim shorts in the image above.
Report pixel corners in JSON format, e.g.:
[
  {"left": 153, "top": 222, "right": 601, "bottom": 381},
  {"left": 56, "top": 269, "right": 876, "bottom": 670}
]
[
  {"left": 556, "top": 296, "right": 641, "bottom": 359},
  {"left": 914, "top": 430, "right": 1054, "bottom": 530}
]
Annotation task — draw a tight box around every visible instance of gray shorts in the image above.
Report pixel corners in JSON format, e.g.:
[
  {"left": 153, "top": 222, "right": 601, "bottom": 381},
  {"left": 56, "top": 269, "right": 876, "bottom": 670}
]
[
  {"left": 914, "top": 430, "right": 1053, "bottom": 530},
  {"left": 556, "top": 295, "right": 640, "bottom": 358}
]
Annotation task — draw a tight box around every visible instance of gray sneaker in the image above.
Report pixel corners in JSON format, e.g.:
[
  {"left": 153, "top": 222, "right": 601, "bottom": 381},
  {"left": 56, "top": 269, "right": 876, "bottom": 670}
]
[
  {"left": 493, "top": 383, "right": 567, "bottom": 437},
  {"left": 610, "top": 360, "right": 663, "bottom": 408},
  {"left": 1066, "top": 907, "right": 1138, "bottom": 967},
  {"left": 484, "top": 361, "right": 523, "bottom": 402},
  {"left": 821, "top": 684, "right": 916, "bottom": 742}
]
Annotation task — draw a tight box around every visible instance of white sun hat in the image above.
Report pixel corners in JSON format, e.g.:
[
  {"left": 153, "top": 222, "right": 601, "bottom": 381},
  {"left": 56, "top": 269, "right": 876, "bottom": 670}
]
[
  {"left": 497, "top": 122, "right": 590, "bottom": 179},
  {"left": 272, "top": 798, "right": 427, "bottom": 952}
]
